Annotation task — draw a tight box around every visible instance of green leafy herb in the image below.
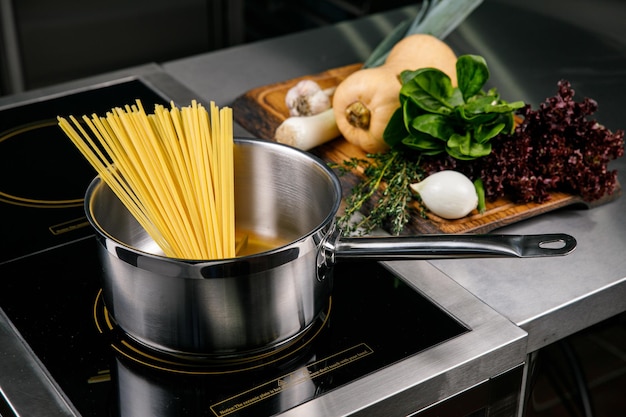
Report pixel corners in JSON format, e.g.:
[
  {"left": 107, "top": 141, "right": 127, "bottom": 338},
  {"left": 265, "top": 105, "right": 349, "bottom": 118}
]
[
  {"left": 384, "top": 54, "right": 524, "bottom": 160},
  {"left": 332, "top": 150, "right": 425, "bottom": 235}
]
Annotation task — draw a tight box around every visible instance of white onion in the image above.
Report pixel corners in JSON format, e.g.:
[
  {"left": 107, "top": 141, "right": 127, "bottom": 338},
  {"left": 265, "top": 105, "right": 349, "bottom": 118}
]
[{"left": 410, "top": 170, "right": 478, "bottom": 219}]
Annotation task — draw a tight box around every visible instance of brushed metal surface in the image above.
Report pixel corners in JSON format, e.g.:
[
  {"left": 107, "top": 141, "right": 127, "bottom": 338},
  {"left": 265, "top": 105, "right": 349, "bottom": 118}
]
[
  {"left": 333, "top": 233, "right": 576, "bottom": 259},
  {"left": 0, "top": 309, "right": 79, "bottom": 417},
  {"left": 432, "top": 0, "right": 626, "bottom": 352},
  {"left": 86, "top": 138, "right": 338, "bottom": 355},
  {"left": 163, "top": 0, "right": 626, "bottom": 353},
  {"left": 3, "top": 0, "right": 625, "bottom": 415},
  {"left": 277, "top": 260, "right": 527, "bottom": 416}
]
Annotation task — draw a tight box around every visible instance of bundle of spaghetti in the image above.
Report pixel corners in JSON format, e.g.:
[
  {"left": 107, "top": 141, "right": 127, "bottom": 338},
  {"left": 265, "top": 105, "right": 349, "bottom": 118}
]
[{"left": 57, "top": 99, "right": 235, "bottom": 260}]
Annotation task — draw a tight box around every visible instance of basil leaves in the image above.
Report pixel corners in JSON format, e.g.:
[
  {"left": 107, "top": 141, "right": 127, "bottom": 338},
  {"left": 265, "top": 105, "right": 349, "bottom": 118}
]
[{"left": 384, "top": 54, "right": 524, "bottom": 160}]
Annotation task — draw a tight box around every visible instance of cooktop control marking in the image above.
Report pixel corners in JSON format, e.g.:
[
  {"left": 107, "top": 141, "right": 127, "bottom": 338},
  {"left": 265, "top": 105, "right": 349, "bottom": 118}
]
[
  {"left": 49, "top": 217, "right": 90, "bottom": 235},
  {"left": 210, "top": 343, "right": 374, "bottom": 416}
]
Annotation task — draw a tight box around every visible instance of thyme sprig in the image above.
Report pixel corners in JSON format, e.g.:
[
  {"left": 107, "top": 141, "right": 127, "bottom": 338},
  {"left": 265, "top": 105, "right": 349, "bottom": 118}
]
[{"left": 332, "top": 150, "right": 425, "bottom": 236}]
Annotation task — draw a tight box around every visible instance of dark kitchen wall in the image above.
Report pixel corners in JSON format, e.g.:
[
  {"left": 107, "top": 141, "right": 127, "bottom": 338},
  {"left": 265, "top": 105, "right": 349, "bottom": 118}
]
[
  {"left": 243, "top": 0, "right": 419, "bottom": 42},
  {"left": 0, "top": 0, "right": 416, "bottom": 96},
  {"left": 0, "top": 0, "right": 243, "bottom": 94}
]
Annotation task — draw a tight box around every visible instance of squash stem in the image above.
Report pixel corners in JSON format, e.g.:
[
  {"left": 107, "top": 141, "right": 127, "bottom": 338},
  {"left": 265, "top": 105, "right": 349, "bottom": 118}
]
[{"left": 346, "top": 101, "right": 371, "bottom": 130}]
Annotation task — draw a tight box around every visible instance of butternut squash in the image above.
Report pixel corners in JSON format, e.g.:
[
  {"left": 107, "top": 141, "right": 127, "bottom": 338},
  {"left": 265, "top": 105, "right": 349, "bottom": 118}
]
[
  {"left": 385, "top": 34, "right": 458, "bottom": 85},
  {"left": 332, "top": 67, "right": 400, "bottom": 154},
  {"left": 332, "top": 34, "right": 458, "bottom": 153}
]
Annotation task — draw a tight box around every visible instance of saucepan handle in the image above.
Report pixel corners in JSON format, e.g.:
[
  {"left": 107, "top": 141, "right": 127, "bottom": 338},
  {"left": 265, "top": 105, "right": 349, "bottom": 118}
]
[{"left": 331, "top": 233, "right": 577, "bottom": 261}]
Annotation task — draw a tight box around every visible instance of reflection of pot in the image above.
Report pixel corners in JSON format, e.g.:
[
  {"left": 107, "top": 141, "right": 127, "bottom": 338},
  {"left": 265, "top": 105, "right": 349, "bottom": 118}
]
[
  {"left": 112, "top": 356, "right": 216, "bottom": 417},
  {"left": 85, "top": 138, "right": 576, "bottom": 357},
  {"left": 112, "top": 351, "right": 323, "bottom": 417}
]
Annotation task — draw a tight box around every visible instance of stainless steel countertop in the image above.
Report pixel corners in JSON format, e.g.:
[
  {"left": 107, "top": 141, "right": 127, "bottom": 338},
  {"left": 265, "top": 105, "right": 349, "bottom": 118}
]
[
  {"left": 1, "top": 0, "right": 625, "bottom": 415},
  {"left": 163, "top": 0, "right": 626, "bottom": 354}
]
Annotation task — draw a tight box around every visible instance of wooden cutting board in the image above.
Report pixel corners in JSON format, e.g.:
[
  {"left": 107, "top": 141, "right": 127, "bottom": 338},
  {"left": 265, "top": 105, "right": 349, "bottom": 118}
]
[{"left": 232, "top": 64, "right": 621, "bottom": 235}]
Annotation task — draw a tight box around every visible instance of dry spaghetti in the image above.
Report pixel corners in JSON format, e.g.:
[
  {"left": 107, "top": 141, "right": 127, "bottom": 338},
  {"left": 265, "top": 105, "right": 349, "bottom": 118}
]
[{"left": 58, "top": 100, "right": 235, "bottom": 260}]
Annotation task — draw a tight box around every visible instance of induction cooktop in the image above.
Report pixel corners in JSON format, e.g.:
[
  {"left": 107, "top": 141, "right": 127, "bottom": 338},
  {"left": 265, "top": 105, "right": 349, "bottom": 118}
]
[{"left": 0, "top": 69, "right": 527, "bottom": 417}]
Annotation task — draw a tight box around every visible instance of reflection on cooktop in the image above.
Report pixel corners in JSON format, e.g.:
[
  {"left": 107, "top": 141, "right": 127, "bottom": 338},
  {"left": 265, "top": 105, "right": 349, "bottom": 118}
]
[{"left": 93, "top": 288, "right": 333, "bottom": 375}]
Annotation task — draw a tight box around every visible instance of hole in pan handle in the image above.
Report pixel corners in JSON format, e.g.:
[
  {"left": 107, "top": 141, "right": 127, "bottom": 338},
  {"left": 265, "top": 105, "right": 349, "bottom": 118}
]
[{"left": 521, "top": 233, "right": 577, "bottom": 257}]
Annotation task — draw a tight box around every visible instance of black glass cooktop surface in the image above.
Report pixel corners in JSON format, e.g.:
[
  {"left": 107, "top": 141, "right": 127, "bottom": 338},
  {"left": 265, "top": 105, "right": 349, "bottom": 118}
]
[
  {"left": 0, "top": 239, "right": 467, "bottom": 417},
  {"left": 0, "top": 79, "right": 169, "bottom": 265}
]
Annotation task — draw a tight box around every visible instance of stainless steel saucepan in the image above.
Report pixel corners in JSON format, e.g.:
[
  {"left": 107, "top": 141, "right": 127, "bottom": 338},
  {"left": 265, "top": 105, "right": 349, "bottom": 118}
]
[{"left": 85, "top": 138, "right": 576, "bottom": 357}]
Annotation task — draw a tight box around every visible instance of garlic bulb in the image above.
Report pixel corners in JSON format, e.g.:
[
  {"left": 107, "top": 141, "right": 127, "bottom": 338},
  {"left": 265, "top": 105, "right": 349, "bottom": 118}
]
[
  {"left": 285, "top": 80, "right": 331, "bottom": 117},
  {"left": 410, "top": 170, "right": 478, "bottom": 219}
]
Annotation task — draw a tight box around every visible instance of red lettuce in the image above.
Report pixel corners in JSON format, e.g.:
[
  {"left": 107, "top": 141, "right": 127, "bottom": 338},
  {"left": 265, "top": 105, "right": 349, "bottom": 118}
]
[{"left": 420, "top": 80, "right": 624, "bottom": 203}]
